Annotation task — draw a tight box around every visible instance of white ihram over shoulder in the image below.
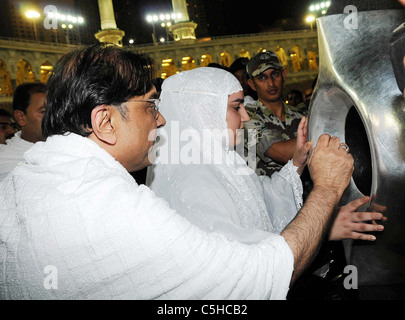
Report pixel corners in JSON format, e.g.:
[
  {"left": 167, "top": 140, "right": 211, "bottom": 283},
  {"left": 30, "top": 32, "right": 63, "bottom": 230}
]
[
  {"left": 0, "top": 131, "right": 34, "bottom": 182},
  {"left": 0, "top": 133, "right": 294, "bottom": 300}
]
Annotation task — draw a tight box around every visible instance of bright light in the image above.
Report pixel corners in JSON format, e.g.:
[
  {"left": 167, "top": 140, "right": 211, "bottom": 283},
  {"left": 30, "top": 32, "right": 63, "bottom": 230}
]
[
  {"left": 161, "top": 22, "right": 166, "bottom": 27},
  {"left": 47, "top": 11, "right": 83, "bottom": 25},
  {"left": 129, "top": 39, "right": 134, "bottom": 44},
  {"left": 309, "top": 1, "right": 331, "bottom": 13},
  {"left": 322, "top": 10, "right": 327, "bottom": 14},
  {"left": 25, "top": 10, "right": 40, "bottom": 19},
  {"left": 41, "top": 65, "right": 53, "bottom": 71},
  {"left": 147, "top": 12, "right": 181, "bottom": 25},
  {"left": 306, "top": 15, "right": 316, "bottom": 22},
  {"left": 68, "top": 24, "right": 73, "bottom": 29},
  {"left": 160, "top": 37, "right": 165, "bottom": 42},
  {"left": 167, "top": 22, "right": 171, "bottom": 27},
  {"left": 61, "top": 24, "right": 66, "bottom": 28}
]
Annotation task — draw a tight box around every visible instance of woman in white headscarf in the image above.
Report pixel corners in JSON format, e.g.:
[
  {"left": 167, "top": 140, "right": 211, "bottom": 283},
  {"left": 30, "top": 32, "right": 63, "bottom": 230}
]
[
  {"left": 148, "top": 67, "right": 310, "bottom": 243},
  {"left": 148, "top": 67, "right": 386, "bottom": 244}
]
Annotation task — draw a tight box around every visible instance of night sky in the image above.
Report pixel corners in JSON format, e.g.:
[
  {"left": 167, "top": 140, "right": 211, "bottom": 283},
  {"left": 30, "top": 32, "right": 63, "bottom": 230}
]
[{"left": 114, "top": 0, "right": 314, "bottom": 45}]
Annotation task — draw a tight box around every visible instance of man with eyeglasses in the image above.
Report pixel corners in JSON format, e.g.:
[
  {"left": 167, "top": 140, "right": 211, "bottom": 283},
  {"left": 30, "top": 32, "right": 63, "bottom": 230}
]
[
  {"left": 0, "top": 82, "right": 46, "bottom": 181},
  {"left": 0, "top": 108, "right": 17, "bottom": 144},
  {"left": 244, "top": 51, "right": 303, "bottom": 178}
]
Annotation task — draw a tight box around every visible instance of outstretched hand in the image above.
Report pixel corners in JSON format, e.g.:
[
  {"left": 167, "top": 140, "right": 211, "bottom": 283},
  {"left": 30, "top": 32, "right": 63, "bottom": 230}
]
[
  {"left": 293, "top": 116, "right": 313, "bottom": 175},
  {"left": 329, "top": 196, "right": 387, "bottom": 241}
]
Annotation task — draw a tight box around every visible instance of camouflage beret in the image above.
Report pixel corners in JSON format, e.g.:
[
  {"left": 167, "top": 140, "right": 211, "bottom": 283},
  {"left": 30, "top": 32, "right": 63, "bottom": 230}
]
[{"left": 246, "top": 51, "right": 284, "bottom": 78}]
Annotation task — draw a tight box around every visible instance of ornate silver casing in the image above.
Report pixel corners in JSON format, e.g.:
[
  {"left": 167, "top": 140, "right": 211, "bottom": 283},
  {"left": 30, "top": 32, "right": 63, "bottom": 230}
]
[{"left": 308, "top": 9, "right": 405, "bottom": 289}]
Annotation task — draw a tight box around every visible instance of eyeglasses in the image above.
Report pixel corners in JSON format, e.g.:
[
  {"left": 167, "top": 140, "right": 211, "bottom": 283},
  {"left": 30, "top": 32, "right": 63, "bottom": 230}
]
[
  {"left": 127, "top": 98, "right": 161, "bottom": 119},
  {"left": 0, "top": 122, "right": 17, "bottom": 130}
]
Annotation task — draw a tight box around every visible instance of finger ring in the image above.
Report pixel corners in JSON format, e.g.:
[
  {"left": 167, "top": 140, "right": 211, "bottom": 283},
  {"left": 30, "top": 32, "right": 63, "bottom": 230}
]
[{"left": 339, "top": 143, "right": 350, "bottom": 153}]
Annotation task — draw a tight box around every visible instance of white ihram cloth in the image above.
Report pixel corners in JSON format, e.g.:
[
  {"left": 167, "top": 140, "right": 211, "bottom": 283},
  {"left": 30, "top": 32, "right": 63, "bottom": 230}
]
[
  {"left": 0, "top": 131, "right": 34, "bottom": 182},
  {"left": 0, "top": 132, "right": 294, "bottom": 299},
  {"left": 149, "top": 67, "right": 303, "bottom": 244}
]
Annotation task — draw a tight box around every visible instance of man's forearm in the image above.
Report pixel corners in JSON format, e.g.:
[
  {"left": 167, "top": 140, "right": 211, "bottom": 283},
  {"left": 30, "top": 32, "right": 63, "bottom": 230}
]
[
  {"left": 265, "top": 139, "right": 296, "bottom": 163},
  {"left": 281, "top": 186, "right": 341, "bottom": 284}
]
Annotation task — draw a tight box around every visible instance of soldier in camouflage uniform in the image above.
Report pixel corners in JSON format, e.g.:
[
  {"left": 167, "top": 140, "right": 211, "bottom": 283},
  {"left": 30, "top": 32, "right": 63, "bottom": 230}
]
[{"left": 244, "top": 51, "right": 303, "bottom": 177}]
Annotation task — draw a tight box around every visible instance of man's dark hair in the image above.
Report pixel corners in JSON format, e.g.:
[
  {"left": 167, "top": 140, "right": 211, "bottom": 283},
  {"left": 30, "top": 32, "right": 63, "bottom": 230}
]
[
  {"left": 229, "top": 57, "right": 249, "bottom": 75},
  {"left": 43, "top": 44, "right": 155, "bottom": 138},
  {"left": 0, "top": 108, "right": 13, "bottom": 118},
  {"left": 288, "top": 89, "right": 304, "bottom": 101},
  {"left": 13, "top": 82, "right": 46, "bottom": 113},
  {"left": 207, "top": 63, "right": 230, "bottom": 72}
]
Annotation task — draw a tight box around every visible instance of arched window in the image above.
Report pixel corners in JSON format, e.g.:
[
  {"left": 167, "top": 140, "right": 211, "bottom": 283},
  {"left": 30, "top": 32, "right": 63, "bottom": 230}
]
[
  {"left": 220, "top": 52, "right": 232, "bottom": 67},
  {"left": 239, "top": 49, "right": 250, "bottom": 59},
  {"left": 200, "top": 54, "right": 214, "bottom": 67},
  {"left": 0, "top": 59, "right": 13, "bottom": 96},
  {"left": 181, "top": 55, "right": 197, "bottom": 71},
  {"left": 307, "top": 51, "right": 318, "bottom": 71},
  {"left": 275, "top": 46, "right": 290, "bottom": 72},
  {"left": 16, "top": 59, "right": 36, "bottom": 85},
  {"left": 291, "top": 45, "right": 304, "bottom": 72},
  {"left": 161, "top": 58, "right": 178, "bottom": 79},
  {"left": 40, "top": 61, "right": 53, "bottom": 83}
]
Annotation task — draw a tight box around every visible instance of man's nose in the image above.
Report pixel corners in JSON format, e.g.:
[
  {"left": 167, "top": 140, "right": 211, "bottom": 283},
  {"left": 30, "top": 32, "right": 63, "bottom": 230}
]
[
  {"left": 267, "top": 77, "right": 276, "bottom": 87},
  {"left": 157, "top": 112, "right": 166, "bottom": 128}
]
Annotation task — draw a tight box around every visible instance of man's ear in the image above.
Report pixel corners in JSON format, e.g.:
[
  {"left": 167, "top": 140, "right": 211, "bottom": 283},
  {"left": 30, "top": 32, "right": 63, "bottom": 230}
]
[
  {"left": 248, "top": 78, "right": 257, "bottom": 92},
  {"left": 90, "top": 105, "right": 117, "bottom": 145},
  {"left": 13, "top": 110, "right": 26, "bottom": 127}
]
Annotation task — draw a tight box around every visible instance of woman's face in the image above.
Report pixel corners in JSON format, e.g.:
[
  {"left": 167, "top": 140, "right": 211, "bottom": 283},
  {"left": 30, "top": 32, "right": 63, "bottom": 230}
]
[{"left": 226, "top": 90, "right": 250, "bottom": 148}]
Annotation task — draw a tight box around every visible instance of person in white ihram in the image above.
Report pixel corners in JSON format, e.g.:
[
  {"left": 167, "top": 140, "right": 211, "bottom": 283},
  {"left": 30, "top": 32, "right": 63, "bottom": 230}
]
[{"left": 0, "top": 82, "right": 46, "bottom": 181}]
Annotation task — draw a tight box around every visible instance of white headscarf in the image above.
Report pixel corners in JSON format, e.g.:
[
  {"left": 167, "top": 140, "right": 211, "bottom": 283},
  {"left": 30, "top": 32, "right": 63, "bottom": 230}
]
[{"left": 149, "top": 67, "right": 273, "bottom": 235}]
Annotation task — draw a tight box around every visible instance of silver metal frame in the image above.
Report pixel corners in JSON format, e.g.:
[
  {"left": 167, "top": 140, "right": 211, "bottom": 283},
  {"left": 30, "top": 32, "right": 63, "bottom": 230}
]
[{"left": 309, "top": 9, "right": 405, "bottom": 288}]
